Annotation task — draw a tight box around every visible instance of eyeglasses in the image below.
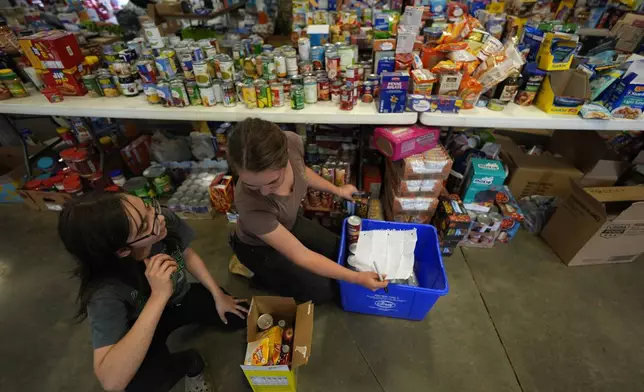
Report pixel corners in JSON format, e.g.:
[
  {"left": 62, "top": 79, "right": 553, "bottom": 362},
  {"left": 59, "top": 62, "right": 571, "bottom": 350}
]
[{"left": 126, "top": 199, "right": 161, "bottom": 246}]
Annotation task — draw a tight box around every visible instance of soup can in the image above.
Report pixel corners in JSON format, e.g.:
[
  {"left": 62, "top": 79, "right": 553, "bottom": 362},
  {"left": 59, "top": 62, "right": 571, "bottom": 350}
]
[
  {"left": 317, "top": 77, "right": 330, "bottom": 101},
  {"left": 298, "top": 60, "right": 313, "bottom": 75},
  {"left": 136, "top": 60, "right": 158, "bottom": 83},
  {"left": 325, "top": 55, "right": 340, "bottom": 81},
  {"left": 340, "top": 85, "right": 353, "bottom": 110},
  {"left": 193, "top": 61, "right": 211, "bottom": 86},
  {"left": 311, "top": 46, "right": 325, "bottom": 70},
  {"left": 270, "top": 82, "right": 285, "bottom": 107},
  {"left": 242, "top": 81, "right": 257, "bottom": 108},
  {"left": 298, "top": 37, "right": 311, "bottom": 61},
  {"left": 155, "top": 56, "right": 176, "bottom": 80},
  {"left": 362, "top": 81, "right": 374, "bottom": 103},
  {"left": 156, "top": 81, "right": 172, "bottom": 107},
  {"left": 218, "top": 55, "right": 234, "bottom": 82},
  {"left": 331, "top": 80, "right": 342, "bottom": 104},
  {"left": 222, "top": 81, "right": 237, "bottom": 107},
  {"left": 185, "top": 81, "right": 201, "bottom": 105},
  {"left": 199, "top": 83, "right": 217, "bottom": 107},
  {"left": 179, "top": 53, "right": 195, "bottom": 81},
  {"left": 274, "top": 55, "right": 287, "bottom": 78},
  {"left": 262, "top": 54, "right": 276, "bottom": 81},
  {"left": 347, "top": 215, "right": 362, "bottom": 243},
  {"left": 143, "top": 83, "right": 160, "bottom": 104},
  {"left": 303, "top": 76, "right": 317, "bottom": 104},
  {"left": 290, "top": 85, "right": 305, "bottom": 110},
  {"left": 170, "top": 79, "right": 189, "bottom": 107},
  {"left": 82, "top": 75, "right": 102, "bottom": 97},
  {"left": 281, "top": 78, "right": 291, "bottom": 100},
  {"left": 286, "top": 55, "right": 298, "bottom": 76}
]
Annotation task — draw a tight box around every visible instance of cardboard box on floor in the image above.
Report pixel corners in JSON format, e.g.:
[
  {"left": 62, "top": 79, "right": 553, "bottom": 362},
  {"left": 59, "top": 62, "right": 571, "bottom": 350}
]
[
  {"left": 241, "top": 296, "right": 314, "bottom": 392},
  {"left": 0, "top": 147, "right": 27, "bottom": 203},
  {"left": 541, "top": 180, "right": 644, "bottom": 266},
  {"left": 497, "top": 135, "right": 582, "bottom": 198},
  {"left": 549, "top": 130, "right": 629, "bottom": 187}
]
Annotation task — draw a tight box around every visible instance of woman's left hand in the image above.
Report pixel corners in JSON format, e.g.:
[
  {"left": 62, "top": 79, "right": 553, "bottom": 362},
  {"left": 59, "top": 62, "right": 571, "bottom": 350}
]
[
  {"left": 214, "top": 293, "right": 248, "bottom": 324},
  {"left": 337, "top": 184, "right": 358, "bottom": 201}
]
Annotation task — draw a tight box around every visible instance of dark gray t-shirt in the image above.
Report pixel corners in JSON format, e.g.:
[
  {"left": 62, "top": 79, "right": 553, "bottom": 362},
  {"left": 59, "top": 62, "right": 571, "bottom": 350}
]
[{"left": 87, "top": 209, "right": 194, "bottom": 349}]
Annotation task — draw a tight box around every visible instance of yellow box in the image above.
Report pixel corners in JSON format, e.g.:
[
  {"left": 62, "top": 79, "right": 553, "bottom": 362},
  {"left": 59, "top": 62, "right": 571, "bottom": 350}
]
[
  {"left": 241, "top": 296, "right": 314, "bottom": 392},
  {"left": 535, "top": 70, "right": 590, "bottom": 115},
  {"left": 536, "top": 32, "right": 579, "bottom": 71}
]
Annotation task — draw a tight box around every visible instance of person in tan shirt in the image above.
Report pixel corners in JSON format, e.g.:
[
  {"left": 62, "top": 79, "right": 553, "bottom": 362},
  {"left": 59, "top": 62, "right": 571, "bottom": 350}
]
[{"left": 228, "top": 118, "right": 388, "bottom": 303}]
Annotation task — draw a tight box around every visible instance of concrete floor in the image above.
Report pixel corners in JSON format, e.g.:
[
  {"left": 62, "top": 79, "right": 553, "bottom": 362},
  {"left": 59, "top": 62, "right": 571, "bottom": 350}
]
[{"left": 1, "top": 206, "right": 644, "bottom": 392}]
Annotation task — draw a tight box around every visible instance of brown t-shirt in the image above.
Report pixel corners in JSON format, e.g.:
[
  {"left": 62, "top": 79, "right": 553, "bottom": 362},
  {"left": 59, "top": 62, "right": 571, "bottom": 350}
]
[{"left": 235, "top": 131, "right": 308, "bottom": 246}]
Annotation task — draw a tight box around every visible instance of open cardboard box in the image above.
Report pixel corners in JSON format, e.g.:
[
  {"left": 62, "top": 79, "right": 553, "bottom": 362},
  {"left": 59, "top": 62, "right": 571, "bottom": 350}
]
[
  {"left": 549, "top": 130, "right": 629, "bottom": 187},
  {"left": 0, "top": 147, "right": 27, "bottom": 204},
  {"left": 541, "top": 180, "right": 644, "bottom": 266},
  {"left": 241, "top": 296, "right": 314, "bottom": 392},
  {"left": 535, "top": 69, "right": 590, "bottom": 115},
  {"left": 497, "top": 135, "right": 582, "bottom": 198}
]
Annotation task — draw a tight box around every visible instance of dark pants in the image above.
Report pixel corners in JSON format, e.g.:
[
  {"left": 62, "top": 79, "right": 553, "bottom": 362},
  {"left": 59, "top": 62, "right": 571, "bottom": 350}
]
[
  {"left": 231, "top": 215, "right": 339, "bottom": 304},
  {"left": 126, "top": 283, "right": 247, "bottom": 392}
]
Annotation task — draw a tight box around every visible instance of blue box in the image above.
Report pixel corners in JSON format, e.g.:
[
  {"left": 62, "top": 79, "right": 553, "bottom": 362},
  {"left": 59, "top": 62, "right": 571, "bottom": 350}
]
[
  {"left": 378, "top": 89, "right": 407, "bottom": 113},
  {"left": 380, "top": 71, "right": 410, "bottom": 90},
  {"left": 461, "top": 158, "right": 507, "bottom": 204},
  {"left": 605, "top": 68, "right": 644, "bottom": 119},
  {"left": 337, "top": 218, "right": 449, "bottom": 321}
]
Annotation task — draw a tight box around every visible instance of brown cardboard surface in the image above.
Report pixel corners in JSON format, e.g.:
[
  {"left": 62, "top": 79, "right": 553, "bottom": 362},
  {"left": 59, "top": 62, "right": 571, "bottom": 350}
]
[
  {"left": 498, "top": 136, "right": 582, "bottom": 198},
  {"left": 549, "top": 70, "right": 591, "bottom": 99},
  {"left": 542, "top": 180, "right": 644, "bottom": 266},
  {"left": 245, "top": 296, "right": 313, "bottom": 369},
  {"left": 23, "top": 190, "right": 72, "bottom": 211}
]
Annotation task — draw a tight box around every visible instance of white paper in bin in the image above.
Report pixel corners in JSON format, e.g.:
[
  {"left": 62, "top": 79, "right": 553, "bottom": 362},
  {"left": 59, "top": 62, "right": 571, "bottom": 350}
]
[{"left": 352, "top": 228, "right": 417, "bottom": 280}]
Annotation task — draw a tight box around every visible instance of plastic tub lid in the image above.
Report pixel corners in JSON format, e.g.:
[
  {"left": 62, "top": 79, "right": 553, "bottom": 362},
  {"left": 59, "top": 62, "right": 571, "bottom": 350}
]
[
  {"left": 110, "top": 169, "right": 123, "bottom": 177},
  {"left": 59, "top": 148, "right": 77, "bottom": 160},
  {"left": 37, "top": 156, "right": 54, "bottom": 170}
]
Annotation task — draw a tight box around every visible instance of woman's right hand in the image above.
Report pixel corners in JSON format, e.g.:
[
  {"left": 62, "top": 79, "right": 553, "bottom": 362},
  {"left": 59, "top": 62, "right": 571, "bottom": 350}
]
[
  {"left": 143, "top": 254, "right": 178, "bottom": 300},
  {"left": 353, "top": 271, "right": 388, "bottom": 291}
]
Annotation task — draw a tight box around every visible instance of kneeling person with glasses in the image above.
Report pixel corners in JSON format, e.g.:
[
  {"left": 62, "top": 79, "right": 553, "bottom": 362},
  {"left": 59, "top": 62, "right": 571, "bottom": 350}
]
[{"left": 58, "top": 193, "right": 248, "bottom": 392}]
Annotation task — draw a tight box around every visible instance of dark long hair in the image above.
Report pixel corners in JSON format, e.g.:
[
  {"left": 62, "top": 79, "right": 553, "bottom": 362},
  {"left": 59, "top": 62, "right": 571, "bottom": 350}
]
[{"left": 58, "top": 192, "right": 150, "bottom": 321}]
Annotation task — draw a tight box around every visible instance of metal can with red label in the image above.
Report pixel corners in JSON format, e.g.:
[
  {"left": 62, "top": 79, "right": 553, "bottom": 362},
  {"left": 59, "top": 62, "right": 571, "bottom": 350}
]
[
  {"left": 331, "top": 80, "right": 343, "bottom": 104},
  {"left": 317, "top": 77, "right": 330, "bottom": 101},
  {"left": 347, "top": 215, "right": 362, "bottom": 244},
  {"left": 298, "top": 60, "right": 313, "bottom": 75},
  {"left": 362, "top": 81, "right": 374, "bottom": 103},
  {"left": 280, "top": 78, "right": 291, "bottom": 100},
  {"left": 270, "top": 82, "right": 285, "bottom": 107},
  {"left": 340, "top": 85, "right": 353, "bottom": 110},
  {"left": 325, "top": 55, "right": 340, "bottom": 81},
  {"left": 344, "top": 65, "right": 358, "bottom": 83},
  {"left": 355, "top": 64, "right": 365, "bottom": 84}
]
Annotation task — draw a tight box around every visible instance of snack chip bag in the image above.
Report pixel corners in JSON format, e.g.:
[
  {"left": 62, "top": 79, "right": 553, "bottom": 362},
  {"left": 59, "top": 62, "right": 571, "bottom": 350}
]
[{"left": 459, "top": 76, "right": 483, "bottom": 109}]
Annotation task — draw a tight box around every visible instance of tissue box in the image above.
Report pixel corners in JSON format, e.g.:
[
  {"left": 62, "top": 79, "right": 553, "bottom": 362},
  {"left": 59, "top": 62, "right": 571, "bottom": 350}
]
[
  {"left": 461, "top": 158, "right": 507, "bottom": 204},
  {"left": 374, "top": 125, "right": 440, "bottom": 161}
]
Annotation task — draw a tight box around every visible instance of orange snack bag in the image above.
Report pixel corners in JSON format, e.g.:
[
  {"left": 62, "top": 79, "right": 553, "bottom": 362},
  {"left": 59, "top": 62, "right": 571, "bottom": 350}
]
[{"left": 459, "top": 76, "right": 483, "bottom": 109}]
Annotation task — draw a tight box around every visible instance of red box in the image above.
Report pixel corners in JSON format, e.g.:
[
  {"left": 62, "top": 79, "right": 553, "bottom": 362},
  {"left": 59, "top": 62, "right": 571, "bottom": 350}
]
[
  {"left": 19, "top": 30, "right": 84, "bottom": 70},
  {"left": 39, "top": 65, "right": 87, "bottom": 96}
]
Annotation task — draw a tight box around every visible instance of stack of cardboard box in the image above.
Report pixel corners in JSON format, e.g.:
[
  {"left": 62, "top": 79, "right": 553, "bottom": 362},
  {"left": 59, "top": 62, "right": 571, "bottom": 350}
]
[
  {"left": 382, "top": 144, "right": 453, "bottom": 223},
  {"left": 19, "top": 31, "right": 87, "bottom": 96}
]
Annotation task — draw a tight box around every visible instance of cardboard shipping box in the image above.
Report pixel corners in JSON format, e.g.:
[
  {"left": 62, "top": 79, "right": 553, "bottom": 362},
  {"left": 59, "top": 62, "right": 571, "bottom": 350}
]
[
  {"left": 498, "top": 136, "right": 582, "bottom": 198},
  {"left": 542, "top": 181, "right": 644, "bottom": 266},
  {"left": 549, "top": 130, "right": 629, "bottom": 187},
  {"left": 241, "top": 296, "right": 313, "bottom": 392},
  {"left": 535, "top": 69, "right": 590, "bottom": 115},
  {"left": 0, "top": 147, "right": 27, "bottom": 204}
]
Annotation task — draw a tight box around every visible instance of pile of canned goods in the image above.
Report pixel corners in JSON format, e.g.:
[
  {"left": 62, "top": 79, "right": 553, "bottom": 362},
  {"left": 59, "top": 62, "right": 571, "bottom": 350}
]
[
  {"left": 167, "top": 172, "right": 221, "bottom": 214},
  {"left": 81, "top": 36, "right": 380, "bottom": 111}
]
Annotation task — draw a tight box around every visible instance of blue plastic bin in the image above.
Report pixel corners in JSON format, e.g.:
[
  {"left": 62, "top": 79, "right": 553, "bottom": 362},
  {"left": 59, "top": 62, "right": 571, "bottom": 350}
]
[{"left": 337, "top": 219, "right": 449, "bottom": 321}]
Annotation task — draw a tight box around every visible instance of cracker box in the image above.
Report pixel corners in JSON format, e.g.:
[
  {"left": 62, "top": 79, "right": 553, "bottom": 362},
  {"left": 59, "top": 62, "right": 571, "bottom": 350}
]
[
  {"left": 374, "top": 124, "right": 440, "bottom": 161},
  {"left": 604, "top": 61, "right": 644, "bottom": 120},
  {"left": 410, "top": 69, "right": 437, "bottom": 95},
  {"left": 38, "top": 65, "right": 87, "bottom": 96},
  {"left": 209, "top": 175, "right": 234, "bottom": 212},
  {"left": 461, "top": 158, "right": 507, "bottom": 204},
  {"left": 19, "top": 30, "right": 84, "bottom": 70},
  {"left": 241, "top": 296, "right": 314, "bottom": 392}
]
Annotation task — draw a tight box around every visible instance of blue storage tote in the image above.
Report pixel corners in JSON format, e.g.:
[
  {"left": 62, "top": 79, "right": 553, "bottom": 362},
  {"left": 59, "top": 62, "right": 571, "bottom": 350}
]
[{"left": 337, "top": 218, "right": 449, "bottom": 321}]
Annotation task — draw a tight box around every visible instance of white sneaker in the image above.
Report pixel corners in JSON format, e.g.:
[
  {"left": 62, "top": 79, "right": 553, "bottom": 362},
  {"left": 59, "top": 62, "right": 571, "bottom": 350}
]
[{"left": 185, "top": 372, "right": 213, "bottom": 392}]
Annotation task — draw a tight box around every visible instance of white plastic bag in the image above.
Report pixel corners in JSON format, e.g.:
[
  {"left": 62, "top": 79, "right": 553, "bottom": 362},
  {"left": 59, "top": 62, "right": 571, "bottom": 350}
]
[{"left": 150, "top": 131, "right": 192, "bottom": 162}]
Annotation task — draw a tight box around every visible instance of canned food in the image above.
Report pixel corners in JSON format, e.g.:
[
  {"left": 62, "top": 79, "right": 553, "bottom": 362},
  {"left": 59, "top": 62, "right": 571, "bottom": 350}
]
[
  {"left": 290, "top": 75, "right": 304, "bottom": 87},
  {"left": 193, "top": 61, "right": 211, "bottom": 86},
  {"left": 355, "top": 64, "right": 365, "bottom": 83},
  {"left": 135, "top": 60, "right": 157, "bottom": 83},
  {"left": 143, "top": 164, "right": 174, "bottom": 196},
  {"left": 127, "top": 39, "right": 143, "bottom": 56},
  {"left": 118, "top": 73, "right": 139, "bottom": 97},
  {"left": 317, "top": 77, "right": 330, "bottom": 101},
  {"left": 325, "top": 55, "right": 340, "bottom": 81},
  {"left": 291, "top": 85, "right": 305, "bottom": 110},
  {"left": 257, "top": 313, "right": 273, "bottom": 330},
  {"left": 111, "top": 60, "right": 130, "bottom": 75},
  {"left": 298, "top": 60, "right": 313, "bottom": 75},
  {"left": 199, "top": 83, "right": 217, "bottom": 107},
  {"left": 243, "top": 57, "right": 257, "bottom": 79},
  {"left": 280, "top": 78, "right": 291, "bottom": 100},
  {"left": 298, "top": 37, "right": 311, "bottom": 61},
  {"left": 274, "top": 55, "right": 287, "bottom": 78},
  {"left": 242, "top": 82, "right": 257, "bottom": 108},
  {"left": 123, "top": 177, "right": 155, "bottom": 199},
  {"left": 222, "top": 81, "right": 237, "bottom": 107},
  {"left": 286, "top": 55, "right": 298, "bottom": 76},
  {"left": 487, "top": 98, "right": 507, "bottom": 111},
  {"left": 347, "top": 215, "right": 362, "bottom": 243},
  {"left": 156, "top": 81, "right": 172, "bottom": 106},
  {"left": 118, "top": 48, "right": 138, "bottom": 63},
  {"left": 344, "top": 65, "right": 358, "bottom": 82},
  {"left": 262, "top": 44, "right": 273, "bottom": 53},
  {"left": 82, "top": 75, "right": 102, "bottom": 97},
  {"left": 262, "top": 54, "right": 276, "bottom": 81},
  {"left": 303, "top": 76, "right": 317, "bottom": 104},
  {"left": 161, "top": 49, "right": 178, "bottom": 68},
  {"left": 155, "top": 56, "right": 177, "bottom": 80},
  {"left": 254, "top": 79, "right": 272, "bottom": 108},
  {"left": 270, "top": 82, "right": 285, "bottom": 107},
  {"left": 331, "top": 80, "right": 342, "bottom": 104},
  {"left": 212, "top": 80, "right": 224, "bottom": 103},
  {"left": 362, "top": 81, "right": 374, "bottom": 103},
  {"left": 143, "top": 83, "right": 160, "bottom": 104},
  {"left": 218, "top": 56, "right": 234, "bottom": 81},
  {"left": 311, "top": 46, "right": 325, "bottom": 70},
  {"left": 185, "top": 81, "right": 201, "bottom": 105},
  {"left": 170, "top": 79, "right": 189, "bottom": 107},
  {"left": 192, "top": 45, "right": 205, "bottom": 61},
  {"left": 340, "top": 85, "right": 353, "bottom": 110},
  {"left": 179, "top": 53, "right": 195, "bottom": 81},
  {"left": 337, "top": 46, "right": 353, "bottom": 71}
]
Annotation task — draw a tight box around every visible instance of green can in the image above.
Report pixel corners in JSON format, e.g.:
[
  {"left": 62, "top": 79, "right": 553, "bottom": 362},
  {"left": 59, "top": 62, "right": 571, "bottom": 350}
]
[
  {"left": 170, "top": 79, "right": 190, "bottom": 107},
  {"left": 82, "top": 74, "right": 102, "bottom": 97},
  {"left": 254, "top": 79, "right": 272, "bottom": 108},
  {"left": 291, "top": 85, "right": 305, "bottom": 110},
  {"left": 185, "top": 81, "right": 201, "bottom": 106},
  {"left": 123, "top": 176, "right": 156, "bottom": 200},
  {"left": 143, "top": 164, "right": 174, "bottom": 196}
]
